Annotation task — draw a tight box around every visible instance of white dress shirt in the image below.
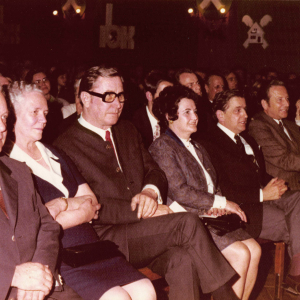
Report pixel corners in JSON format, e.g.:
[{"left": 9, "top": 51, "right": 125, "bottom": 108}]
[
  {"left": 78, "top": 115, "right": 162, "bottom": 204},
  {"left": 178, "top": 137, "right": 226, "bottom": 209},
  {"left": 273, "top": 119, "right": 292, "bottom": 140},
  {"left": 146, "top": 106, "right": 160, "bottom": 136}
]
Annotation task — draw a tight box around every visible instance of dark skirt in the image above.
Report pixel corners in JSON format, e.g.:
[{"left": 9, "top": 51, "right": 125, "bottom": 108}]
[
  {"left": 210, "top": 227, "right": 252, "bottom": 251},
  {"left": 61, "top": 256, "right": 145, "bottom": 300}
]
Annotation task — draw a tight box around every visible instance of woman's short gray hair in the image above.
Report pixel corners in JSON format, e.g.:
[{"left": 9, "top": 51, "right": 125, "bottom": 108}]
[{"left": 9, "top": 81, "right": 44, "bottom": 113}]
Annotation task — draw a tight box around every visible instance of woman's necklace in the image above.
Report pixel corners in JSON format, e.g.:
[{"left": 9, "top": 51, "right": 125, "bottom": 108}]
[{"left": 34, "top": 155, "right": 43, "bottom": 162}]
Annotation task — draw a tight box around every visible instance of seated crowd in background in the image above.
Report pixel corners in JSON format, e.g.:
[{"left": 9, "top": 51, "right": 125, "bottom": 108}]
[{"left": 1, "top": 59, "right": 300, "bottom": 299}]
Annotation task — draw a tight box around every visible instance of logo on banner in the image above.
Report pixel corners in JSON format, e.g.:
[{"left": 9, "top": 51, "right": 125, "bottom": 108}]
[
  {"left": 99, "top": 3, "right": 135, "bottom": 50},
  {"left": 242, "top": 15, "right": 272, "bottom": 49}
]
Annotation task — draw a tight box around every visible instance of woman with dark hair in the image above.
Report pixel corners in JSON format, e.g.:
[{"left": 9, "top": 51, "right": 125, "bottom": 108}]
[
  {"left": 6, "top": 81, "right": 156, "bottom": 300},
  {"left": 149, "top": 85, "right": 261, "bottom": 300},
  {"left": 50, "top": 67, "right": 74, "bottom": 103}
]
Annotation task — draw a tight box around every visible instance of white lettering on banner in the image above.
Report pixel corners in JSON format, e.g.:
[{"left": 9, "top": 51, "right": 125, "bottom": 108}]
[{"left": 99, "top": 3, "right": 135, "bottom": 50}]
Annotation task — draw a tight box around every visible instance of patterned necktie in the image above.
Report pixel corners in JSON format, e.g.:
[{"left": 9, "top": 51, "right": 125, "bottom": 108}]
[
  {"left": 105, "top": 130, "right": 117, "bottom": 157},
  {"left": 278, "top": 120, "right": 292, "bottom": 141},
  {"left": 0, "top": 189, "right": 8, "bottom": 219},
  {"left": 279, "top": 120, "right": 284, "bottom": 131},
  {"left": 153, "top": 124, "right": 160, "bottom": 141}
]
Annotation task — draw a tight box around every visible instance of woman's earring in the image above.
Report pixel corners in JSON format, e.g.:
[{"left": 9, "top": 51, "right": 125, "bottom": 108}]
[{"left": 169, "top": 120, "right": 173, "bottom": 124}]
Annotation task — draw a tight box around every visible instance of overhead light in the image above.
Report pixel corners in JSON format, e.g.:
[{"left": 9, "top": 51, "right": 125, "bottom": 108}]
[
  {"left": 220, "top": 7, "right": 226, "bottom": 14},
  {"left": 76, "top": 8, "right": 81, "bottom": 14},
  {"left": 188, "top": 8, "right": 194, "bottom": 14},
  {"left": 53, "top": 10, "right": 58, "bottom": 16}
]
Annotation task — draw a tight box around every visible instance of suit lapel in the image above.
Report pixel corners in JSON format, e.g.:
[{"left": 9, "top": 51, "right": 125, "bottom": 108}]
[
  {"left": 261, "top": 113, "right": 299, "bottom": 151},
  {"left": 194, "top": 142, "right": 218, "bottom": 190},
  {"left": 282, "top": 120, "right": 300, "bottom": 151},
  {"left": 212, "top": 126, "right": 242, "bottom": 157},
  {"left": 0, "top": 159, "right": 18, "bottom": 228}
]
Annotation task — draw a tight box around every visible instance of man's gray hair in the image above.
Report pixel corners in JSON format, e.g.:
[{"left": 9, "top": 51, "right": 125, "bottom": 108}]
[{"left": 9, "top": 81, "right": 44, "bottom": 113}]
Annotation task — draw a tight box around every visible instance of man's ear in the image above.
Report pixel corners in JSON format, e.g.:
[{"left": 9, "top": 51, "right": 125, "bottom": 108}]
[
  {"left": 146, "top": 91, "right": 154, "bottom": 103},
  {"left": 261, "top": 99, "right": 268, "bottom": 110},
  {"left": 205, "top": 84, "right": 209, "bottom": 94},
  {"left": 80, "top": 92, "right": 91, "bottom": 108},
  {"left": 216, "top": 110, "right": 224, "bottom": 123}
]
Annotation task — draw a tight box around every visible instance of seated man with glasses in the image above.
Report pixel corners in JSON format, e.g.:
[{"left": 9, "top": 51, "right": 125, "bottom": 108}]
[{"left": 54, "top": 66, "right": 241, "bottom": 300}]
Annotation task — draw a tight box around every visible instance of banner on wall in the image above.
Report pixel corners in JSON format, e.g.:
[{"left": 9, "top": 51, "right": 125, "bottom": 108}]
[
  {"left": 99, "top": 3, "right": 135, "bottom": 50},
  {"left": 242, "top": 15, "right": 272, "bottom": 49}
]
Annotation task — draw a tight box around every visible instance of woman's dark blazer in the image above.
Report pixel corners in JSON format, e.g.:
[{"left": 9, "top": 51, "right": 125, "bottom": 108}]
[{"left": 149, "top": 129, "right": 222, "bottom": 215}]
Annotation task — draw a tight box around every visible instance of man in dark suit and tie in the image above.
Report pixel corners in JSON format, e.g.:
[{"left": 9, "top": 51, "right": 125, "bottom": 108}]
[
  {"left": 0, "top": 88, "right": 81, "bottom": 299},
  {"left": 54, "top": 66, "right": 241, "bottom": 300},
  {"left": 131, "top": 70, "right": 173, "bottom": 149},
  {"left": 201, "top": 89, "right": 300, "bottom": 295},
  {"left": 249, "top": 80, "right": 300, "bottom": 190}
]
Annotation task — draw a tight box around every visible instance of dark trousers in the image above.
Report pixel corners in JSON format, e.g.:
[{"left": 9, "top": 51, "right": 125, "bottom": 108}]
[
  {"left": 94, "top": 212, "right": 236, "bottom": 300},
  {"left": 259, "top": 190, "right": 300, "bottom": 257},
  {"left": 8, "top": 284, "right": 83, "bottom": 300}
]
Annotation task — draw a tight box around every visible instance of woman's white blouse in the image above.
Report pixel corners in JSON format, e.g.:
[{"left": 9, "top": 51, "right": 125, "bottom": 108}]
[{"left": 10, "top": 142, "right": 69, "bottom": 198}]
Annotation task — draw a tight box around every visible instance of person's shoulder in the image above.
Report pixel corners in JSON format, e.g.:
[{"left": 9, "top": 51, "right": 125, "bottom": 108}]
[
  {"left": 149, "top": 133, "right": 182, "bottom": 156},
  {"left": 55, "top": 120, "right": 81, "bottom": 143},
  {"left": 284, "top": 118, "right": 299, "bottom": 129},
  {"left": 249, "top": 111, "right": 269, "bottom": 126},
  {"left": 114, "top": 119, "right": 139, "bottom": 135},
  {"left": 0, "top": 155, "right": 31, "bottom": 176}
]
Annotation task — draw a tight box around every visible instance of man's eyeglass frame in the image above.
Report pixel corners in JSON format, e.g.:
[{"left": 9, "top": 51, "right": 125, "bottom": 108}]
[{"left": 86, "top": 91, "right": 126, "bottom": 103}]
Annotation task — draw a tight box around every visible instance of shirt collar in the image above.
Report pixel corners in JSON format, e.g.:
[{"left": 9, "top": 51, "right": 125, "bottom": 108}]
[
  {"left": 10, "top": 142, "right": 59, "bottom": 163},
  {"left": 78, "top": 114, "right": 111, "bottom": 140},
  {"left": 146, "top": 106, "right": 159, "bottom": 127},
  {"left": 217, "top": 122, "right": 237, "bottom": 143},
  {"left": 178, "top": 136, "right": 192, "bottom": 148}
]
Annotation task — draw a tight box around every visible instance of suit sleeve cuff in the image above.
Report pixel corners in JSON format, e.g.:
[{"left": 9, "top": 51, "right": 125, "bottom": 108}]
[
  {"left": 212, "top": 195, "right": 226, "bottom": 208},
  {"left": 143, "top": 184, "right": 162, "bottom": 204},
  {"left": 260, "top": 189, "right": 263, "bottom": 202}
]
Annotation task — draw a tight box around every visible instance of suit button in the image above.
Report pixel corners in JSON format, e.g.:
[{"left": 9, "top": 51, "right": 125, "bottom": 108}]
[
  {"left": 106, "top": 145, "right": 111, "bottom": 149},
  {"left": 127, "top": 187, "right": 130, "bottom": 190},
  {"left": 116, "top": 167, "right": 120, "bottom": 172},
  {"left": 256, "top": 170, "right": 259, "bottom": 173},
  {"left": 12, "top": 235, "right": 15, "bottom": 241}
]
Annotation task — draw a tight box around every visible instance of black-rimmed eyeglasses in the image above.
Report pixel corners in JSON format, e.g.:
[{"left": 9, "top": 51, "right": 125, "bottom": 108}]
[{"left": 86, "top": 91, "right": 126, "bottom": 103}]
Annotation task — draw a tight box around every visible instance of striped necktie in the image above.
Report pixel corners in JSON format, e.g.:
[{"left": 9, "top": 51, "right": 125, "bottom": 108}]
[{"left": 0, "top": 189, "right": 8, "bottom": 218}]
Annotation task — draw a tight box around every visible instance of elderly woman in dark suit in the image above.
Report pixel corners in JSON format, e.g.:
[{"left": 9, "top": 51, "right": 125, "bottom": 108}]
[{"left": 149, "top": 85, "right": 261, "bottom": 300}]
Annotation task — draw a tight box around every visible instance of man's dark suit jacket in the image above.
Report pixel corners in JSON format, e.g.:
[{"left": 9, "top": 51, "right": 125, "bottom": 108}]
[
  {"left": 249, "top": 111, "right": 300, "bottom": 190},
  {"left": 54, "top": 119, "right": 168, "bottom": 257},
  {"left": 131, "top": 106, "right": 154, "bottom": 149},
  {"left": 0, "top": 155, "right": 61, "bottom": 299},
  {"left": 201, "top": 125, "right": 272, "bottom": 237}
]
